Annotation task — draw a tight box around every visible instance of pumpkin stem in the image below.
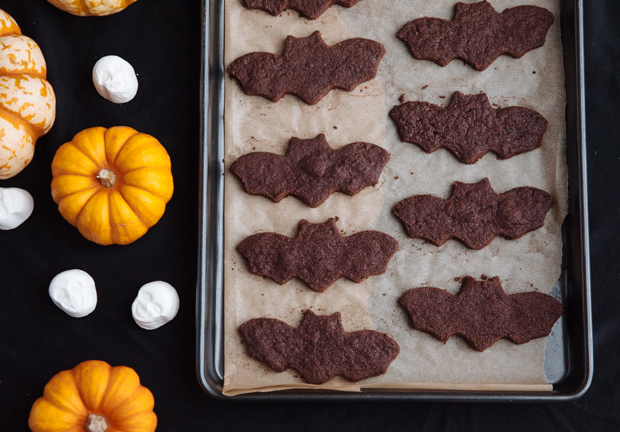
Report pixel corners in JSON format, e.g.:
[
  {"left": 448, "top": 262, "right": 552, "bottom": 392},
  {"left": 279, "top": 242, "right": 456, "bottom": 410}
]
[
  {"left": 97, "top": 169, "right": 117, "bottom": 188},
  {"left": 84, "top": 414, "right": 109, "bottom": 432}
]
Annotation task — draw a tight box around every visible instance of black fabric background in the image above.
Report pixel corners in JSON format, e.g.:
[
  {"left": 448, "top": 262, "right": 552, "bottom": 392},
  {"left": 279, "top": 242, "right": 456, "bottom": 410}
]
[{"left": 0, "top": 0, "right": 618, "bottom": 430}]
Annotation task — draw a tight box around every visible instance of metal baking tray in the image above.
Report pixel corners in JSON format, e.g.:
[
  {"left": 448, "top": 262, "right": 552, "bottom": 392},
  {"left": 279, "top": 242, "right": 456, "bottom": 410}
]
[{"left": 196, "top": 0, "right": 592, "bottom": 401}]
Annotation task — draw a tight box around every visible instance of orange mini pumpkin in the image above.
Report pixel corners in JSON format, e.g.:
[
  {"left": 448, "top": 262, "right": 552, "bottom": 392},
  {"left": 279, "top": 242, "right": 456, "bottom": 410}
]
[
  {"left": 28, "top": 360, "right": 157, "bottom": 432},
  {"left": 51, "top": 126, "right": 174, "bottom": 245},
  {"left": 0, "top": 9, "right": 56, "bottom": 179}
]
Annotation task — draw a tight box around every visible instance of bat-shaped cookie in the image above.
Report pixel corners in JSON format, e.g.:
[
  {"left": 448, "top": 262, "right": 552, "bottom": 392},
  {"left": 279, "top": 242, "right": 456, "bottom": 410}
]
[
  {"left": 244, "top": 0, "right": 362, "bottom": 20},
  {"left": 399, "top": 276, "right": 563, "bottom": 351},
  {"left": 230, "top": 134, "right": 390, "bottom": 208},
  {"left": 389, "top": 92, "right": 548, "bottom": 164},
  {"left": 397, "top": 1, "right": 554, "bottom": 71},
  {"left": 227, "top": 31, "right": 385, "bottom": 105},
  {"left": 392, "top": 178, "right": 553, "bottom": 250},
  {"left": 237, "top": 218, "right": 399, "bottom": 292},
  {"left": 239, "top": 310, "right": 400, "bottom": 384}
]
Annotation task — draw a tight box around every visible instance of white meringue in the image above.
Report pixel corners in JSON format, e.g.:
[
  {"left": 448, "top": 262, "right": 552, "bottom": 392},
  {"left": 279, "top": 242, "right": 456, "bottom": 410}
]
[
  {"left": 132, "top": 281, "right": 179, "bottom": 330},
  {"left": 49, "top": 270, "right": 97, "bottom": 318},
  {"left": 0, "top": 187, "right": 34, "bottom": 230},
  {"left": 92, "top": 55, "right": 138, "bottom": 103}
]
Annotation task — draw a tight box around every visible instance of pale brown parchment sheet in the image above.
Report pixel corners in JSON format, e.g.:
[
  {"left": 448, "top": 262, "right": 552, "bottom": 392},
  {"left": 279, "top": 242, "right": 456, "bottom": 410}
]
[{"left": 222, "top": 0, "right": 567, "bottom": 396}]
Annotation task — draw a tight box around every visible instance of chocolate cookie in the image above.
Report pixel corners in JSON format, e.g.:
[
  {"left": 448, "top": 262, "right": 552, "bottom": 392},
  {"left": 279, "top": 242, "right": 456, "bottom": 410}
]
[
  {"left": 399, "top": 276, "right": 563, "bottom": 351},
  {"left": 227, "top": 31, "right": 385, "bottom": 105},
  {"left": 237, "top": 218, "right": 399, "bottom": 292},
  {"left": 230, "top": 134, "right": 389, "bottom": 208},
  {"left": 239, "top": 310, "right": 400, "bottom": 384},
  {"left": 244, "top": 0, "right": 362, "bottom": 20},
  {"left": 389, "top": 92, "right": 548, "bottom": 164},
  {"left": 392, "top": 178, "right": 553, "bottom": 250},
  {"left": 397, "top": 1, "right": 554, "bottom": 71}
]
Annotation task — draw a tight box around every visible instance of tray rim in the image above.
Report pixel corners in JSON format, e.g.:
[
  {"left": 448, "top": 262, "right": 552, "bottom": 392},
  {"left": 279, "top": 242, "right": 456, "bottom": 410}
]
[{"left": 196, "top": 0, "right": 593, "bottom": 402}]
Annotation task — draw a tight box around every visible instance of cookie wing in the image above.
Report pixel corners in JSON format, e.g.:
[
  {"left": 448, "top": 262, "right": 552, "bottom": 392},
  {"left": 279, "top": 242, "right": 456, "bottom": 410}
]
[
  {"left": 506, "top": 291, "right": 565, "bottom": 345},
  {"left": 230, "top": 152, "right": 294, "bottom": 203},
  {"left": 236, "top": 232, "right": 295, "bottom": 285},
  {"left": 341, "top": 230, "right": 400, "bottom": 283},
  {"left": 238, "top": 317, "right": 297, "bottom": 373}
]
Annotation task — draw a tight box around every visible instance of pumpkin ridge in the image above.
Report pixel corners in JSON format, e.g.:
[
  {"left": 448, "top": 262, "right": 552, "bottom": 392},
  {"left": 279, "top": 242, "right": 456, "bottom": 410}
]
[
  {"left": 0, "top": 12, "right": 20, "bottom": 37},
  {"left": 55, "top": 183, "right": 100, "bottom": 204},
  {"left": 70, "top": 368, "right": 90, "bottom": 412},
  {"left": 108, "top": 408, "right": 156, "bottom": 429},
  {"left": 98, "top": 366, "right": 133, "bottom": 417},
  {"left": 117, "top": 186, "right": 147, "bottom": 226},
  {"left": 99, "top": 366, "right": 142, "bottom": 418},
  {"left": 0, "top": 69, "right": 47, "bottom": 80},
  {"left": 106, "top": 190, "right": 114, "bottom": 242},
  {"left": 108, "top": 131, "right": 141, "bottom": 166},
  {"left": 71, "top": 186, "right": 102, "bottom": 230},
  {"left": 72, "top": 361, "right": 113, "bottom": 413},
  {"left": 0, "top": 75, "right": 55, "bottom": 135},
  {"left": 121, "top": 167, "right": 174, "bottom": 200},
  {"left": 0, "top": 101, "right": 39, "bottom": 139},
  {"left": 113, "top": 135, "right": 168, "bottom": 172},
  {"left": 0, "top": 35, "right": 47, "bottom": 78},
  {"left": 52, "top": 145, "right": 101, "bottom": 177},
  {"left": 65, "top": 142, "right": 105, "bottom": 172},
  {"left": 70, "top": 366, "right": 107, "bottom": 414},
  {"left": 44, "top": 374, "right": 86, "bottom": 416}
]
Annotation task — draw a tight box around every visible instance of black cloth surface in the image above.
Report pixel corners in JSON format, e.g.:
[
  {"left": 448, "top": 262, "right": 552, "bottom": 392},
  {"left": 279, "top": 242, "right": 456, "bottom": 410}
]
[{"left": 0, "top": 0, "right": 618, "bottom": 430}]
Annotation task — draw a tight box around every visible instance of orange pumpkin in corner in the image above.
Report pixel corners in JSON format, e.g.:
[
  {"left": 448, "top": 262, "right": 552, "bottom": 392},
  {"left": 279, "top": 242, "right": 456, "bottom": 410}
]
[
  {"left": 28, "top": 360, "right": 157, "bottom": 432},
  {"left": 51, "top": 126, "right": 174, "bottom": 245}
]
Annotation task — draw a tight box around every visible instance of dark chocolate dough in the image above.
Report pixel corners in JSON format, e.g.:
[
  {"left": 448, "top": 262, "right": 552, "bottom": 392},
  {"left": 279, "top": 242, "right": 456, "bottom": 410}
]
[
  {"left": 244, "top": 0, "right": 362, "bottom": 20},
  {"left": 230, "top": 134, "right": 390, "bottom": 208},
  {"left": 237, "top": 218, "right": 399, "bottom": 292},
  {"left": 399, "top": 276, "right": 563, "bottom": 351},
  {"left": 397, "top": 1, "right": 554, "bottom": 71},
  {"left": 389, "top": 92, "right": 548, "bottom": 164},
  {"left": 392, "top": 178, "right": 553, "bottom": 250},
  {"left": 227, "top": 31, "right": 385, "bottom": 105},
  {"left": 239, "top": 310, "right": 400, "bottom": 383}
]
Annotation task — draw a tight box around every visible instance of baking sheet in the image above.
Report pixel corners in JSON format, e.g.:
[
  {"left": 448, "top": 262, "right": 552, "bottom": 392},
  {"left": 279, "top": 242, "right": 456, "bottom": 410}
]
[{"left": 222, "top": 0, "right": 567, "bottom": 395}]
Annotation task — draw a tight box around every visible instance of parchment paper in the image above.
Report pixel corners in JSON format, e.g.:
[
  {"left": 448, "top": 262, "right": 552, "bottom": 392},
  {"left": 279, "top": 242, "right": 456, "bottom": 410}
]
[{"left": 222, "top": 0, "right": 567, "bottom": 395}]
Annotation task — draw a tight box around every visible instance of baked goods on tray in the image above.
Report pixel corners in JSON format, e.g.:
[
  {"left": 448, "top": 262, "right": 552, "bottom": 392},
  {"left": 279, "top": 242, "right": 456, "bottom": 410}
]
[
  {"left": 227, "top": 31, "right": 385, "bottom": 105},
  {"left": 392, "top": 178, "right": 553, "bottom": 250},
  {"left": 239, "top": 310, "right": 400, "bottom": 384},
  {"left": 224, "top": 0, "right": 567, "bottom": 393},
  {"left": 389, "top": 92, "right": 548, "bottom": 164},
  {"left": 231, "top": 134, "right": 389, "bottom": 207},
  {"left": 243, "top": 0, "right": 363, "bottom": 20},
  {"left": 237, "top": 218, "right": 399, "bottom": 292},
  {"left": 396, "top": 1, "right": 554, "bottom": 71},
  {"left": 399, "top": 276, "right": 563, "bottom": 352}
]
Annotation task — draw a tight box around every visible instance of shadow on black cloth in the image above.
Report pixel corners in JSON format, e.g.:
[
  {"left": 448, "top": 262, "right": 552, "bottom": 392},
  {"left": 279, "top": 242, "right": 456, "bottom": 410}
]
[{"left": 0, "top": 0, "right": 619, "bottom": 431}]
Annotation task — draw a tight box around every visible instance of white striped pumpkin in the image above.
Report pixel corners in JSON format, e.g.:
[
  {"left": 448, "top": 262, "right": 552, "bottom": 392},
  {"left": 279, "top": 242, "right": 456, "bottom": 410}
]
[
  {"left": 0, "top": 9, "right": 56, "bottom": 179},
  {"left": 47, "top": 0, "right": 138, "bottom": 16}
]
